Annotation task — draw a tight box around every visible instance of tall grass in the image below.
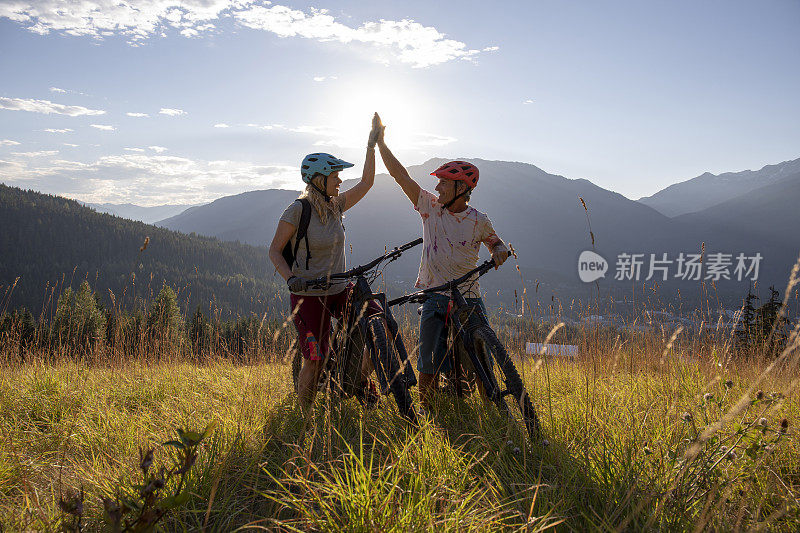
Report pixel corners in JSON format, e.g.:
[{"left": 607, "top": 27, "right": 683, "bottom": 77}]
[
  {"left": 1, "top": 260, "right": 799, "bottom": 531},
  {"left": 1, "top": 323, "right": 798, "bottom": 530}
]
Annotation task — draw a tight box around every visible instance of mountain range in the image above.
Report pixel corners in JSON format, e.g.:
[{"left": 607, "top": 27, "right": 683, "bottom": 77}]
[
  {"left": 157, "top": 157, "right": 800, "bottom": 307},
  {"left": 1, "top": 185, "right": 279, "bottom": 316},
  {"left": 3, "top": 156, "right": 797, "bottom": 315},
  {"left": 637, "top": 158, "right": 800, "bottom": 217},
  {"left": 83, "top": 202, "right": 197, "bottom": 225}
]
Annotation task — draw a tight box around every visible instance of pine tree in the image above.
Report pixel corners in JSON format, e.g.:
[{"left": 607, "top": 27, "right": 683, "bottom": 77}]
[
  {"left": 53, "top": 281, "right": 106, "bottom": 353},
  {"left": 147, "top": 284, "right": 185, "bottom": 355},
  {"left": 736, "top": 290, "right": 758, "bottom": 350},
  {"left": 188, "top": 306, "right": 211, "bottom": 358},
  {"left": 756, "top": 285, "right": 789, "bottom": 355}
]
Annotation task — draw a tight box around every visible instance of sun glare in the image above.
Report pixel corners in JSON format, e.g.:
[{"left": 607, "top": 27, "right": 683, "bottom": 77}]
[{"left": 322, "top": 79, "right": 435, "bottom": 153}]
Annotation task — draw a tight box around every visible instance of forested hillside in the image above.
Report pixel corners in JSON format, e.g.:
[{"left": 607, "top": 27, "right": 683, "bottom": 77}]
[{"left": 0, "top": 184, "right": 279, "bottom": 317}]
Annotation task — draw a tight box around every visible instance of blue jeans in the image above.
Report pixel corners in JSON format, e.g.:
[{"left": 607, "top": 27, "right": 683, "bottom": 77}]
[{"left": 418, "top": 293, "right": 487, "bottom": 375}]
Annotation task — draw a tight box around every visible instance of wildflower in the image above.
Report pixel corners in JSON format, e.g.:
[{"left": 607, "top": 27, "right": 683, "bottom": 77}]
[
  {"left": 681, "top": 412, "right": 693, "bottom": 423},
  {"left": 758, "top": 417, "right": 768, "bottom": 427},
  {"left": 644, "top": 446, "right": 653, "bottom": 455},
  {"left": 541, "top": 438, "right": 550, "bottom": 447},
  {"left": 724, "top": 379, "right": 734, "bottom": 389},
  {"left": 720, "top": 446, "right": 728, "bottom": 454},
  {"left": 703, "top": 393, "right": 714, "bottom": 402},
  {"left": 755, "top": 390, "right": 764, "bottom": 400},
  {"left": 513, "top": 447, "right": 521, "bottom": 455},
  {"left": 507, "top": 440, "right": 514, "bottom": 447}
]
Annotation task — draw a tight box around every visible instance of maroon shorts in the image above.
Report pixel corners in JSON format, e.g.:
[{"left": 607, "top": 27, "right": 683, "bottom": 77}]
[{"left": 290, "top": 283, "right": 382, "bottom": 361}]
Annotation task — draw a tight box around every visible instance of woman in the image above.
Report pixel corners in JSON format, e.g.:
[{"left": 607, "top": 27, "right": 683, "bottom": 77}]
[{"left": 268, "top": 114, "right": 382, "bottom": 409}]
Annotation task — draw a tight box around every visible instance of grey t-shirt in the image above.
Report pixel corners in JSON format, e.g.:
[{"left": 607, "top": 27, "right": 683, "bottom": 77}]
[{"left": 279, "top": 198, "right": 347, "bottom": 296}]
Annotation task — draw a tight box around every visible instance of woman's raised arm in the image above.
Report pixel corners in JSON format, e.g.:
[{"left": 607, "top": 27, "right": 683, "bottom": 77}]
[{"left": 340, "top": 113, "right": 382, "bottom": 212}]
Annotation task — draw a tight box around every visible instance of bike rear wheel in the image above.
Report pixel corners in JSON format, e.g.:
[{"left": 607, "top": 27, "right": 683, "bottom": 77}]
[
  {"left": 471, "top": 325, "right": 541, "bottom": 442},
  {"left": 366, "top": 316, "right": 416, "bottom": 422}
]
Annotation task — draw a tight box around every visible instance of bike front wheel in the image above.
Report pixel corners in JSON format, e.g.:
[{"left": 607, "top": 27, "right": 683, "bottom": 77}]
[
  {"left": 366, "top": 316, "right": 416, "bottom": 422},
  {"left": 471, "top": 325, "right": 541, "bottom": 442}
]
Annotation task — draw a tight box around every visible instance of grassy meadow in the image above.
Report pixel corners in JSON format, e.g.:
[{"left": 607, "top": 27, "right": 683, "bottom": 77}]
[
  {"left": 1, "top": 267, "right": 799, "bottom": 531},
  {"left": 1, "top": 321, "right": 798, "bottom": 531}
]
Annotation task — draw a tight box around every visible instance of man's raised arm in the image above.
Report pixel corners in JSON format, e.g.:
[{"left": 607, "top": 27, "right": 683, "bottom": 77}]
[{"left": 375, "top": 114, "right": 420, "bottom": 205}]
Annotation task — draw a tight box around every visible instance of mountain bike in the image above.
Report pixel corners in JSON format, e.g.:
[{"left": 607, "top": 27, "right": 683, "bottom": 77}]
[
  {"left": 388, "top": 260, "right": 542, "bottom": 442},
  {"left": 291, "top": 238, "right": 422, "bottom": 421}
]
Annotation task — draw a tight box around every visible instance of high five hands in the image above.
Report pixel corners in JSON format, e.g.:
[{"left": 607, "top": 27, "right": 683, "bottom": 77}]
[{"left": 368, "top": 112, "right": 385, "bottom": 149}]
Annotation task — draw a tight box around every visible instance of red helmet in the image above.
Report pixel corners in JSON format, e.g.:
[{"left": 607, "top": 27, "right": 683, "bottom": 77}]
[{"left": 430, "top": 160, "right": 479, "bottom": 189}]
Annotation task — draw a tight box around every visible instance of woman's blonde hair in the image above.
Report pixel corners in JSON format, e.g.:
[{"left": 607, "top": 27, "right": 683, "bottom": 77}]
[{"left": 299, "top": 175, "right": 342, "bottom": 224}]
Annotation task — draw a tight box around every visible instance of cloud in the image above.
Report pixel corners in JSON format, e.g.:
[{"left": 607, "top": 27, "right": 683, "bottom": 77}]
[
  {"left": 159, "top": 107, "right": 186, "bottom": 116},
  {"left": 0, "top": 2, "right": 496, "bottom": 68},
  {"left": 286, "top": 124, "right": 338, "bottom": 136},
  {"left": 214, "top": 123, "right": 230, "bottom": 128},
  {"left": 148, "top": 146, "right": 168, "bottom": 153},
  {"left": 1, "top": 139, "right": 21, "bottom": 146},
  {"left": 523, "top": 99, "right": 534, "bottom": 105},
  {"left": 411, "top": 133, "right": 457, "bottom": 147},
  {"left": 313, "top": 76, "right": 337, "bottom": 82},
  {"left": 62, "top": 143, "right": 79, "bottom": 147},
  {"left": 11, "top": 150, "right": 59, "bottom": 157},
  {"left": 234, "top": 5, "right": 497, "bottom": 68},
  {"left": 245, "top": 123, "right": 274, "bottom": 130},
  {"left": 49, "top": 86, "right": 66, "bottom": 93},
  {"left": 44, "top": 128, "right": 74, "bottom": 133},
  {"left": 0, "top": 159, "right": 22, "bottom": 169},
  {"left": 90, "top": 124, "right": 115, "bottom": 131},
  {"left": 0, "top": 151, "right": 298, "bottom": 204},
  {"left": 124, "top": 147, "right": 145, "bottom": 152},
  {"left": 126, "top": 112, "right": 149, "bottom": 117},
  {"left": 0, "top": 96, "right": 106, "bottom": 116},
  {"left": 244, "top": 122, "right": 338, "bottom": 136},
  {"left": 0, "top": 0, "right": 229, "bottom": 40}
]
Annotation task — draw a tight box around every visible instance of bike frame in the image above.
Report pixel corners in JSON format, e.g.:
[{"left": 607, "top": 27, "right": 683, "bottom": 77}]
[
  {"left": 387, "top": 260, "right": 502, "bottom": 400},
  {"left": 446, "top": 287, "right": 505, "bottom": 404},
  {"left": 388, "top": 259, "right": 542, "bottom": 441},
  {"left": 307, "top": 238, "right": 421, "bottom": 397}
]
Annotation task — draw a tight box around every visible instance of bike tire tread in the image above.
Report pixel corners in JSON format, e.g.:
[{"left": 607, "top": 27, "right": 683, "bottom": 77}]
[{"left": 473, "top": 325, "right": 541, "bottom": 441}]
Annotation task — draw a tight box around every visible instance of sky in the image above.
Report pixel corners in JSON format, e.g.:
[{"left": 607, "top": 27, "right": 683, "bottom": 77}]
[{"left": 1, "top": 0, "right": 799, "bottom": 206}]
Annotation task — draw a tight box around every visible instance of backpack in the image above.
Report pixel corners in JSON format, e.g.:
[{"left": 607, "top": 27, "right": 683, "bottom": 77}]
[{"left": 282, "top": 198, "right": 313, "bottom": 270}]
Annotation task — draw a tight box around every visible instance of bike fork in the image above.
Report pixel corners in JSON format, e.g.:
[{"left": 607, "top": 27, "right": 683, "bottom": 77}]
[{"left": 450, "top": 291, "right": 502, "bottom": 404}]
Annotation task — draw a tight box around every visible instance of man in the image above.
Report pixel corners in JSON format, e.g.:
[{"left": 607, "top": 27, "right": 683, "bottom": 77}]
[{"left": 374, "top": 114, "right": 510, "bottom": 410}]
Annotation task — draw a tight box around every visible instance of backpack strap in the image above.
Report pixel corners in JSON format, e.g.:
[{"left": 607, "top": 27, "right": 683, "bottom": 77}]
[{"left": 293, "top": 198, "right": 313, "bottom": 270}]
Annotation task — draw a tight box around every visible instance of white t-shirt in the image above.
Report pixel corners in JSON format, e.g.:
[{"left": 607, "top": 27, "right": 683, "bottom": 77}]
[{"left": 414, "top": 189, "right": 503, "bottom": 299}]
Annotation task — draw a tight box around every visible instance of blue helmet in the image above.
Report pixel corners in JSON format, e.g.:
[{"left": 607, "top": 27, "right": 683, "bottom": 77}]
[{"left": 300, "top": 153, "right": 353, "bottom": 184}]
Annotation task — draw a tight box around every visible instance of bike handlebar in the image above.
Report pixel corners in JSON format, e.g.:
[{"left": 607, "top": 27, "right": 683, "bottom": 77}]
[
  {"left": 307, "top": 237, "right": 423, "bottom": 289},
  {"left": 387, "top": 259, "right": 496, "bottom": 307}
]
